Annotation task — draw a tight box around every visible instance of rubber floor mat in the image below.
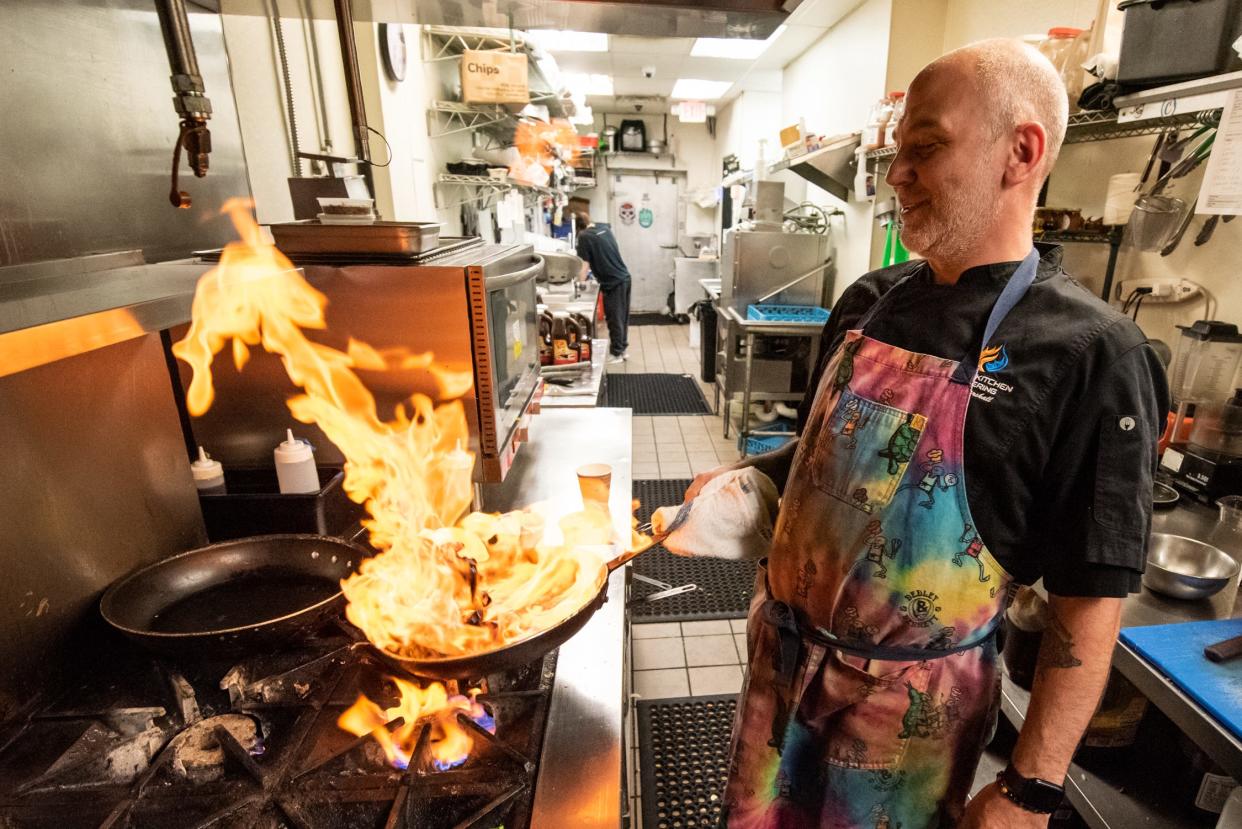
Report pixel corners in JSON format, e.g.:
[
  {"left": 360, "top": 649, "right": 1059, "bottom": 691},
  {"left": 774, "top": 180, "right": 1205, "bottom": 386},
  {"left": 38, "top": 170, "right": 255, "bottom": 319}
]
[
  {"left": 638, "top": 695, "right": 738, "bottom": 829},
  {"left": 601, "top": 373, "right": 710, "bottom": 415},
  {"left": 631, "top": 479, "right": 757, "bottom": 622},
  {"left": 629, "top": 313, "right": 684, "bottom": 326}
]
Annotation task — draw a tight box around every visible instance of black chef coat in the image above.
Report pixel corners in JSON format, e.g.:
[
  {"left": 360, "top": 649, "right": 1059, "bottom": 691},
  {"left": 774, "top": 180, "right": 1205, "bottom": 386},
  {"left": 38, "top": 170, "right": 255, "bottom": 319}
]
[{"left": 798, "top": 244, "right": 1169, "bottom": 597}]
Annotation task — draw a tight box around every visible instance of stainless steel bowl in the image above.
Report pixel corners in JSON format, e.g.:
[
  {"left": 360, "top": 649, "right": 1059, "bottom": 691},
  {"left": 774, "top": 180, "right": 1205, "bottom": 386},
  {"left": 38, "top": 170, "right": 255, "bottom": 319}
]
[{"left": 1143, "top": 533, "right": 1239, "bottom": 600}]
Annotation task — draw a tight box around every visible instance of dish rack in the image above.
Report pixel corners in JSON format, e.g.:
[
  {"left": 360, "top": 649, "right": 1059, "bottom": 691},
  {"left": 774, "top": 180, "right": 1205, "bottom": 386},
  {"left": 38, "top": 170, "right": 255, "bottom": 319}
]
[{"left": 745, "top": 304, "right": 830, "bottom": 323}]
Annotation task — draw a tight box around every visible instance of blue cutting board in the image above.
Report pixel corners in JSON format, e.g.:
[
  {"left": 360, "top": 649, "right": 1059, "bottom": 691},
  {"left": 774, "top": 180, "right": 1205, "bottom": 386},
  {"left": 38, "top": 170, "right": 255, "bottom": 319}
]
[{"left": 1120, "top": 618, "right": 1242, "bottom": 740}]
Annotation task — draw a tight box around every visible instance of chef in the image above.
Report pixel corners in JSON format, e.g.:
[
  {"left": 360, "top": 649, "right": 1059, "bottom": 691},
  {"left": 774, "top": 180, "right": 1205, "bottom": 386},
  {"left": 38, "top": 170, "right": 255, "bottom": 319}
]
[{"left": 687, "top": 39, "right": 1168, "bottom": 828}]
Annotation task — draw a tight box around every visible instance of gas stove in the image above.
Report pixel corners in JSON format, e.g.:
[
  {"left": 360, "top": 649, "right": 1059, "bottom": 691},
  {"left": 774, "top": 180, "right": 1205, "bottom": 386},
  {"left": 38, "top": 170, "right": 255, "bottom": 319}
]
[{"left": 0, "top": 630, "right": 556, "bottom": 829}]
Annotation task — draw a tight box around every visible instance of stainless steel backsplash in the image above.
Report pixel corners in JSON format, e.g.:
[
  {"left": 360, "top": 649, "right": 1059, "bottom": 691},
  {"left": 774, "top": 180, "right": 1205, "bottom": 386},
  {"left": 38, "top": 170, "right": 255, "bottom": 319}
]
[
  {"left": 0, "top": 335, "right": 206, "bottom": 721},
  {"left": 0, "top": 0, "right": 251, "bottom": 272}
]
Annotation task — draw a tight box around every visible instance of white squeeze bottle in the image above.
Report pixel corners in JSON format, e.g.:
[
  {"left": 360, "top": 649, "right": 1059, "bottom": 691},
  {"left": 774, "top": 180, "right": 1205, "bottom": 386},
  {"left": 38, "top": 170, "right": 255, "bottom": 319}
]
[
  {"left": 274, "top": 429, "right": 320, "bottom": 494},
  {"left": 191, "top": 446, "right": 227, "bottom": 494}
]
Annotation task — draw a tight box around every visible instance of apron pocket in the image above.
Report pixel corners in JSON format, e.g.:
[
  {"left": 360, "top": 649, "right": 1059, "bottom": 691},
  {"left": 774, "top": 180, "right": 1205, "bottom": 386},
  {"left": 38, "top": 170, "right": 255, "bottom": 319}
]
[
  {"left": 810, "top": 388, "right": 927, "bottom": 515},
  {"left": 818, "top": 652, "right": 932, "bottom": 771}
]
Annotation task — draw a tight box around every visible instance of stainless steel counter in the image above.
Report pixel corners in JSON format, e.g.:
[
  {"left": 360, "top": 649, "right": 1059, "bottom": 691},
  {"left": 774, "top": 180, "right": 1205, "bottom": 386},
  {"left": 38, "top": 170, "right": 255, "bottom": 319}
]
[
  {"left": 1112, "top": 497, "right": 1242, "bottom": 785},
  {"left": 480, "top": 407, "right": 630, "bottom": 829},
  {"left": 540, "top": 339, "right": 608, "bottom": 408},
  {"left": 999, "top": 497, "right": 1242, "bottom": 829}
]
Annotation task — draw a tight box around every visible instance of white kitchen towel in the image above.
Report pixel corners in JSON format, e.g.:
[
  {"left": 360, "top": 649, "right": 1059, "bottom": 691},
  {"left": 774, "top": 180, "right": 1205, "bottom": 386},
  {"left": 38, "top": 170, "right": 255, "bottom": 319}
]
[{"left": 651, "top": 467, "right": 780, "bottom": 560}]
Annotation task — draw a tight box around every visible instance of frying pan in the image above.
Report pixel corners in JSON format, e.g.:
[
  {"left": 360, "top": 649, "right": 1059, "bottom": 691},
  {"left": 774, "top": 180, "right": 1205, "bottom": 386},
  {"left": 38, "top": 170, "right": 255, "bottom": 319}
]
[
  {"left": 371, "top": 504, "right": 692, "bottom": 681},
  {"left": 100, "top": 534, "right": 366, "bottom": 656}
]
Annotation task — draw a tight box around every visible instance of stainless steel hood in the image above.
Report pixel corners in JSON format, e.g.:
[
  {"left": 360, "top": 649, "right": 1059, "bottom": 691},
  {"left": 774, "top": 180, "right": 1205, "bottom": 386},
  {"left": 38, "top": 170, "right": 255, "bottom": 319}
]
[
  {"left": 410, "top": 0, "right": 798, "bottom": 38},
  {"left": 768, "top": 133, "right": 861, "bottom": 203}
]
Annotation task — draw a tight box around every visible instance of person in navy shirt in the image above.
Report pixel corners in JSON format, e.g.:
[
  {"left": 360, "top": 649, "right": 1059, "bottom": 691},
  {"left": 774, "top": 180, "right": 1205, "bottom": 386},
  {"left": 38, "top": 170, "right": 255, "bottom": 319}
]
[{"left": 574, "top": 211, "right": 632, "bottom": 363}]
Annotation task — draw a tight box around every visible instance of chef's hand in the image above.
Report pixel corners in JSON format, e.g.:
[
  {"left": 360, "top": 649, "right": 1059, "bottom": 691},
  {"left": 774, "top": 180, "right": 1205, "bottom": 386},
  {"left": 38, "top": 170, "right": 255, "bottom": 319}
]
[
  {"left": 959, "top": 783, "right": 1049, "bottom": 829},
  {"left": 684, "top": 437, "right": 801, "bottom": 503},
  {"left": 683, "top": 461, "right": 744, "bottom": 502}
]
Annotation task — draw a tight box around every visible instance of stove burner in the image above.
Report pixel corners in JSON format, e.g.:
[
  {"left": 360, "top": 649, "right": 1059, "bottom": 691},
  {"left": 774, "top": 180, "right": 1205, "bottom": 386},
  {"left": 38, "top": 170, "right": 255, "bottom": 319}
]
[
  {"left": 170, "top": 714, "right": 262, "bottom": 783},
  {"left": 0, "top": 634, "right": 556, "bottom": 829}
]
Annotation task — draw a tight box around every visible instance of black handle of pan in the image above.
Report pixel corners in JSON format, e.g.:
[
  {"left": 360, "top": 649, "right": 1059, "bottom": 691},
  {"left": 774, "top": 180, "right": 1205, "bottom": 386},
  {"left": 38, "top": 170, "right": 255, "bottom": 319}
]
[{"left": 1205, "top": 634, "right": 1242, "bottom": 663}]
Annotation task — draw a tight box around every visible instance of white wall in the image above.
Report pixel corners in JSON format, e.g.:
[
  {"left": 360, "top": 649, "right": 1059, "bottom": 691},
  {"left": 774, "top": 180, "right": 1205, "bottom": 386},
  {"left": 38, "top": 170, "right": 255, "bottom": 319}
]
[
  {"left": 675, "top": 120, "right": 720, "bottom": 237},
  {"left": 220, "top": 3, "right": 356, "bottom": 224},
  {"left": 221, "top": 3, "right": 438, "bottom": 226},
  {"left": 940, "top": 0, "right": 1096, "bottom": 50},
  {"left": 357, "top": 24, "right": 434, "bottom": 221},
  {"left": 779, "top": 0, "right": 893, "bottom": 301},
  {"left": 714, "top": 91, "right": 783, "bottom": 175}
]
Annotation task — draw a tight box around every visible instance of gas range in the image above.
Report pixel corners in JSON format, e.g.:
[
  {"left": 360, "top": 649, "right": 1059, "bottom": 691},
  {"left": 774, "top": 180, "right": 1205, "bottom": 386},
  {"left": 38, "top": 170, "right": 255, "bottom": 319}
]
[{"left": 0, "top": 629, "right": 556, "bottom": 829}]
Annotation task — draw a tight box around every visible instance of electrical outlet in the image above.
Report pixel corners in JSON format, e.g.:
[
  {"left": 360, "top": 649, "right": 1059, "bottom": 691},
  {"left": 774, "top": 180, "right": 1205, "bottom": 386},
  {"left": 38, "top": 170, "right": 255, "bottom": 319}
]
[{"left": 1115, "top": 277, "right": 1202, "bottom": 304}]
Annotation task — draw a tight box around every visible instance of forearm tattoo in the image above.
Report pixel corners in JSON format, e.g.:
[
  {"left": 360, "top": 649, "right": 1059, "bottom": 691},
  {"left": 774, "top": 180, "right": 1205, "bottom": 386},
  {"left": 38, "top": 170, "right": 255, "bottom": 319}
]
[{"left": 1037, "top": 614, "right": 1083, "bottom": 677}]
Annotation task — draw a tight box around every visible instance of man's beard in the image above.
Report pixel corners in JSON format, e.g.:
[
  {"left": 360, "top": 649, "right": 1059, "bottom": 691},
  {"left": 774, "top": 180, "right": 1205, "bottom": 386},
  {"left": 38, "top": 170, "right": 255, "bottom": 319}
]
[{"left": 898, "top": 175, "right": 997, "bottom": 265}]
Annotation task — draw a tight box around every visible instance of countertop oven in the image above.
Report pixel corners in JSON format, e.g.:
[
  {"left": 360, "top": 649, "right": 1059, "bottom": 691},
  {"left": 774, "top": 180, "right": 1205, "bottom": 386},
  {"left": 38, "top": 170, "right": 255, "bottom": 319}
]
[{"left": 175, "top": 241, "right": 543, "bottom": 483}]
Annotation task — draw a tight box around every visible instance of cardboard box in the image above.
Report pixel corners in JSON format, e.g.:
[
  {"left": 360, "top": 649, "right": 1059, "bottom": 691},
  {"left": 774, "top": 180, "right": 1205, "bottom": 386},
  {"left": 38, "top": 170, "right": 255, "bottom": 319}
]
[{"left": 461, "top": 50, "right": 529, "bottom": 104}]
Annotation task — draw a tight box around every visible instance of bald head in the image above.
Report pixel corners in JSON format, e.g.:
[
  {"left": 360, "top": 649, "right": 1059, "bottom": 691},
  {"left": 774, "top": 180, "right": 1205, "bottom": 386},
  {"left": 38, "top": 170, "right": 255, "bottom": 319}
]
[
  {"left": 888, "top": 39, "right": 1068, "bottom": 275},
  {"left": 925, "top": 38, "right": 1069, "bottom": 176}
]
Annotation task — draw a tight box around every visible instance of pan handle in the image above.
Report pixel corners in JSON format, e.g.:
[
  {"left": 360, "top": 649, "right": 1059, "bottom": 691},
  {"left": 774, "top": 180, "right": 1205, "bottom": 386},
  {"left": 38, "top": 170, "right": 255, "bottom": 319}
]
[
  {"left": 1205, "top": 634, "right": 1242, "bottom": 663},
  {"left": 605, "top": 500, "right": 695, "bottom": 573}
]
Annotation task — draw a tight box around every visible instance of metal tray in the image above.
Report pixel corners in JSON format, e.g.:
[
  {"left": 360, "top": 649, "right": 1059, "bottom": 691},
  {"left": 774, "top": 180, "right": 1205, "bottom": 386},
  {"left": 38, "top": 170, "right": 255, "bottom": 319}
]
[{"left": 268, "top": 220, "right": 441, "bottom": 255}]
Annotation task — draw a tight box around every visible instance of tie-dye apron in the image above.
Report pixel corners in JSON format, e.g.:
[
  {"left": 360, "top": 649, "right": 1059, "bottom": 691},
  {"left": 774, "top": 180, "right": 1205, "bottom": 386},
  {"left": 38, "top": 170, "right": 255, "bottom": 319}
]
[{"left": 722, "top": 250, "right": 1039, "bottom": 829}]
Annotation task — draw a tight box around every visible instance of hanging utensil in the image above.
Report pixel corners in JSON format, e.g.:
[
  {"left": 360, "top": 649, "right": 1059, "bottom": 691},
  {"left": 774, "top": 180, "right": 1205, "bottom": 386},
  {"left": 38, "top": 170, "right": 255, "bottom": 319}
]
[
  {"left": 1196, "top": 215, "right": 1221, "bottom": 247},
  {"left": 1136, "top": 131, "right": 1170, "bottom": 192},
  {"left": 1150, "top": 131, "right": 1215, "bottom": 195},
  {"left": 1161, "top": 198, "right": 1199, "bottom": 256}
]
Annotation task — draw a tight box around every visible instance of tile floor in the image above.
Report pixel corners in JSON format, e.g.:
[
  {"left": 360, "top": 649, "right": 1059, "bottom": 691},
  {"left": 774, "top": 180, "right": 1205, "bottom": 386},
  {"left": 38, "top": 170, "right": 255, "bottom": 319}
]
[{"left": 611, "top": 322, "right": 752, "bottom": 828}]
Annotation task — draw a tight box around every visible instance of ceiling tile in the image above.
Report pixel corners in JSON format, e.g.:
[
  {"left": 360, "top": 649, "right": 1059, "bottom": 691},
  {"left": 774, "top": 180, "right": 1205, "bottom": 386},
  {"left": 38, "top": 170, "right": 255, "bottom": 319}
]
[
  {"left": 553, "top": 52, "right": 613, "bottom": 73},
  {"left": 751, "top": 23, "right": 826, "bottom": 70},
  {"left": 678, "top": 56, "right": 754, "bottom": 81},
  {"left": 610, "top": 35, "right": 694, "bottom": 55},
  {"left": 612, "top": 77, "right": 676, "bottom": 97},
  {"left": 785, "top": 0, "right": 869, "bottom": 28},
  {"left": 609, "top": 53, "right": 685, "bottom": 78}
]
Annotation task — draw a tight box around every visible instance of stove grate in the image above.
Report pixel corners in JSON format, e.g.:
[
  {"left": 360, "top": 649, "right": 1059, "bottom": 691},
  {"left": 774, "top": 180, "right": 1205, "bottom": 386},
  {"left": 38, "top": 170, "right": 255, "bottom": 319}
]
[{"left": 0, "top": 639, "right": 555, "bottom": 829}]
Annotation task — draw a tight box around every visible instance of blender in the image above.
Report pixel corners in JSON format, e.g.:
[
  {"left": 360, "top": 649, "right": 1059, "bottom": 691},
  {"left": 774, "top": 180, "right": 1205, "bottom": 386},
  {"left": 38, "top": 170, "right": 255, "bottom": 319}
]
[{"left": 1162, "top": 321, "right": 1242, "bottom": 502}]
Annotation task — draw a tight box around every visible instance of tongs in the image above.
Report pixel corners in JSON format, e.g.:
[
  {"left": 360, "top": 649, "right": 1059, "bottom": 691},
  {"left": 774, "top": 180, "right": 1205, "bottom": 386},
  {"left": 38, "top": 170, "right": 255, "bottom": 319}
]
[{"left": 608, "top": 501, "right": 700, "bottom": 602}]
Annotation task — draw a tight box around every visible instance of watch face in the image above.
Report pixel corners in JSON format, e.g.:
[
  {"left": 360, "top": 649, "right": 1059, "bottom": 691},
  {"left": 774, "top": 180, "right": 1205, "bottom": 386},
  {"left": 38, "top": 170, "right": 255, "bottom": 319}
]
[{"left": 381, "top": 23, "right": 406, "bottom": 82}]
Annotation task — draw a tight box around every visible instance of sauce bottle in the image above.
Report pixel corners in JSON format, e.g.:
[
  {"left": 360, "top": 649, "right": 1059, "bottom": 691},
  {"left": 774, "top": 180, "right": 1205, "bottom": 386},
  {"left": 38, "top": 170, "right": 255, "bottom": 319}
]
[
  {"left": 571, "top": 312, "right": 593, "bottom": 362},
  {"left": 552, "top": 313, "right": 578, "bottom": 365},
  {"left": 539, "top": 309, "right": 554, "bottom": 366},
  {"left": 190, "top": 446, "right": 226, "bottom": 494},
  {"left": 274, "top": 429, "right": 320, "bottom": 494}
]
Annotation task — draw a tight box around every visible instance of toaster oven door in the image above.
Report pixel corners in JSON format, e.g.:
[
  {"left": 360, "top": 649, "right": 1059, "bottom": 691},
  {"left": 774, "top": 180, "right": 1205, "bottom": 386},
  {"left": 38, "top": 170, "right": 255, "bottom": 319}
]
[{"left": 475, "top": 254, "right": 542, "bottom": 478}]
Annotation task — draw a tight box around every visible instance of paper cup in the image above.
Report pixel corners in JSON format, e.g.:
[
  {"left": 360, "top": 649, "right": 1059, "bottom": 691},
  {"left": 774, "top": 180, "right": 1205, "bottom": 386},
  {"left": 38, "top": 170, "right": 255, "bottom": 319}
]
[{"left": 576, "top": 463, "right": 613, "bottom": 512}]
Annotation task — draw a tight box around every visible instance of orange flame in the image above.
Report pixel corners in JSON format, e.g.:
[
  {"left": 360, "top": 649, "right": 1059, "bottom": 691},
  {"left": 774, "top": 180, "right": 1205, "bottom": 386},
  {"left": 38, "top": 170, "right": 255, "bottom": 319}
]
[
  {"left": 337, "top": 681, "right": 494, "bottom": 770},
  {"left": 509, "top": 119, "right": 580, "bottom": 186},
  {"left": 174, "top": 200, "right": 652, "bottom": 769}
]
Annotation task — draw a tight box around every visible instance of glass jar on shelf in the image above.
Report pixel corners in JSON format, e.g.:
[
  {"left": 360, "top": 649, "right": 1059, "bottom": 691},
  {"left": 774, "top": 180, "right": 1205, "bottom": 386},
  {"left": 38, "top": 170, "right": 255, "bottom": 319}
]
[
  {"left": 862, "top": 95, "right": 895, "bottom": 151},
  {"left": 1037, "top": 26, "right": 1091, "bottom": 111}
]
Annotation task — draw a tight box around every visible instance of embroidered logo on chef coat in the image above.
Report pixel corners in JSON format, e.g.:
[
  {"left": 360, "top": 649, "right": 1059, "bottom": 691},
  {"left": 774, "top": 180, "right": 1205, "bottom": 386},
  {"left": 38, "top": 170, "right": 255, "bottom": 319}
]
[
  {"left": 971, "top": 344, "right": 1016, "bottom": 405},
  {"left": 978, "top": 344, "right": 1010, "bottom": 373}
]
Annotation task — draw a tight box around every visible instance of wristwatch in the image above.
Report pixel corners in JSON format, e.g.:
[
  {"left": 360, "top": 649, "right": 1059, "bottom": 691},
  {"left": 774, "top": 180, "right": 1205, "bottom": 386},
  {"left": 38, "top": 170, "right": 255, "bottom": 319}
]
[{"left": 996, "top": 764, "right": 1064, "bottom": 814}]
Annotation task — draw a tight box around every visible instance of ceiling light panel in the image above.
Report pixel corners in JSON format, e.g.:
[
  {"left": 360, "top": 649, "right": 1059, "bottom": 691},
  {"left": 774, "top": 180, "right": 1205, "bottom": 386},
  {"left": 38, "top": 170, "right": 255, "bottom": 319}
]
[
  {"left": 671, "top": 78, "right": 733, "bottom": 100},
  {"left": 690, "top": 25, "right": 786, "bottom": 59},
  {"left": 525, "top": 29, "right": 609, "bottom": 52}
]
